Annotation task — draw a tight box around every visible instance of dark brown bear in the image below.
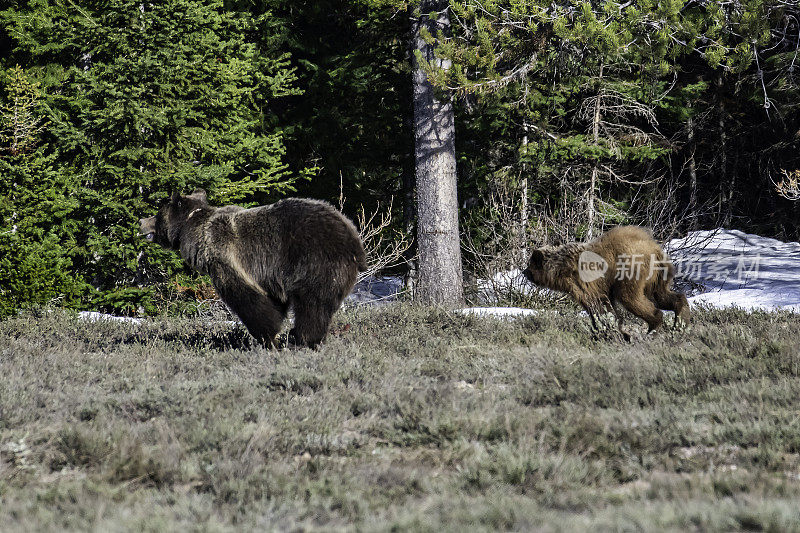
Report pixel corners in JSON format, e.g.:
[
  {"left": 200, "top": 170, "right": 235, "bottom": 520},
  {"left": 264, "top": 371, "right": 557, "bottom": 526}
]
[
  {"left": 139, "top": 190, "right": 366, "bottom": 348},
  {"left": 522, "top": 226, "right": 690, "bottom": 339}
]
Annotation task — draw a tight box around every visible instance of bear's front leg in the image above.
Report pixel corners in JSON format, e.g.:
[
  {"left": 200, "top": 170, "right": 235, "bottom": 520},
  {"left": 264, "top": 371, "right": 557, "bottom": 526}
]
[{"left": 210, "top": 264, "right": 286, "bottom": 348}]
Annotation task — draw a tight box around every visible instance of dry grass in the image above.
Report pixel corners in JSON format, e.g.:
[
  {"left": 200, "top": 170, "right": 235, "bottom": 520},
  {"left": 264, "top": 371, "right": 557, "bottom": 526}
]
[{"left": 1, "top": 305, "right": 800, "bottom": 531}]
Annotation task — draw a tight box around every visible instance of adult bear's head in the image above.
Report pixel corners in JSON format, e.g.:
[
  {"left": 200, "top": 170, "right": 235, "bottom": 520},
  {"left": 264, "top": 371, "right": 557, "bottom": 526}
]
[{"left": 139, "top": 189, "right": 208, "bottom": 249}]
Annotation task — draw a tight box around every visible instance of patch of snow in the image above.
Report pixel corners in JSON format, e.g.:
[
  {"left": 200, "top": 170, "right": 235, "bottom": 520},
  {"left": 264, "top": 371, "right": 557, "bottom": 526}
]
[
  {"left": 351, "top": 275, "right": 540, "bottom": 319},
  {"left": 78, "top": 311, "right": 144, "bottom": 324},
  {"left": 687, "top": 289, "right": 800, "bottom": 312},
  {"left": 476, "top": 269, "right": 537, "bottom": 302},
  {"left": 459, "top": 307, "right": 537, "bottom": 318},
  {"left": 348, "top": 276, "right": 404, "bottom": 305},
  {"left": 667, "top": 228, "right": 800, "bottom": 312}
]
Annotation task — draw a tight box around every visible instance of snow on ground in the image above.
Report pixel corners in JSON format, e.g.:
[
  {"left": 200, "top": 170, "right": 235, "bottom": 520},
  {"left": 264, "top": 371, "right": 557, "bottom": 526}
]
[
  {"left": 347, "top": 273, "right": 542, "bottom": 318},
  {"left": 78, "top": 311, "right": 144, "bottom": 324},
  {"left": 347, "top": 276, "right": 404, "bottom": 305},
  {"left": 667, "top": 229, "right": 800, "bottom": 312},
  {"left": 476, "top": 269, "right": 535, "bottom": 301}
]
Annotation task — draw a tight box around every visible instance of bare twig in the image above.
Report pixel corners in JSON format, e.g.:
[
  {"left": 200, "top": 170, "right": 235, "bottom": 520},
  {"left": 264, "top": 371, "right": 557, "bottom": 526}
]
[
  {"left": 773, "top": 169, "right": 800, "bottom": 201},
  {"left": 355, "top": 197, "right": 413, "bottom": 284}
]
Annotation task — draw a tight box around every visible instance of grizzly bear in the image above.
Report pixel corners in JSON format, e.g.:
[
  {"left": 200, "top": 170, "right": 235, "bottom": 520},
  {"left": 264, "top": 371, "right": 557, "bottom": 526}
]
[
  {"left": 521, "top": 226, "right": 690, "bottom": 339},
  {"left": 139, "top": 190, "right": 367, "bottom": 348}
]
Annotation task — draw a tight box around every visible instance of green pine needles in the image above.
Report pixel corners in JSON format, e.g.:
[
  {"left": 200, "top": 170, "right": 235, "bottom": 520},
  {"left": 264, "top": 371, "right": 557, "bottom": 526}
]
[{"left": 0, "top": 0, "right": 307, "bottom": 315}]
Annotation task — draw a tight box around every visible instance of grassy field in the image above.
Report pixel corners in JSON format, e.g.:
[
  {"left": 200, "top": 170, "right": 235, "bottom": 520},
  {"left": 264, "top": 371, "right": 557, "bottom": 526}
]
[{"left": 1, "top": 304, "right": 800, "bottom": 532}]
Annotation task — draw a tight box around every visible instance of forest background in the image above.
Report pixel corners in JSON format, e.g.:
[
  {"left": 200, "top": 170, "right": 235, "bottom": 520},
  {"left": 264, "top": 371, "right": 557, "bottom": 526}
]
[{"left": 1, "top": 0, "right": 799, "bottom": 316}]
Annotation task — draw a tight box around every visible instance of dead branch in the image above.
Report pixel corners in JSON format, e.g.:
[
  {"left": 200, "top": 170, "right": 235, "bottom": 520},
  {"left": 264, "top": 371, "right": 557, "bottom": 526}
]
[
  {"left": 354, "top": 197, "right": 413, "bottom": 284},
  {"left": 773, "top": 169, "right": 800, "bottom": 201}
]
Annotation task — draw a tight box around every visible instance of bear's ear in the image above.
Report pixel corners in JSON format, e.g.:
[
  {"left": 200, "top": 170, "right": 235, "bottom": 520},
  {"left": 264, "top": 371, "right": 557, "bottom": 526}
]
[
  {"left": 170, "top": 192, "right": 181, "bottom": 205},
  {"left": 529, "top": 249, "right": 546, "bottom": 269},
  {"left": 190, "top": 189, "right": 207, "bottom": 203}
]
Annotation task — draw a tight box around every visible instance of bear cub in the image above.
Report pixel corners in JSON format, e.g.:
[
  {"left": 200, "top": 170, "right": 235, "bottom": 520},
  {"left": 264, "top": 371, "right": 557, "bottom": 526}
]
[
  {"left": 140, "top": 190, "right": 366, "bottom": 348},
  {"left": 522, "top": 226, "right": 690, "bottom": 339}
]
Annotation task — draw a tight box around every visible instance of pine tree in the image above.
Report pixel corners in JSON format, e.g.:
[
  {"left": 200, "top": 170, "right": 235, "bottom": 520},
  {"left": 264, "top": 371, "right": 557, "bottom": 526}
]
[
  {"left": 0, "top": 65, "right": 85, "bottom": 316},
  {"left": 1, "top": 0, "right": 306, "bottom": 312},
  {"left": 429, "top": 1, "right": 800, "bottom": 240}
]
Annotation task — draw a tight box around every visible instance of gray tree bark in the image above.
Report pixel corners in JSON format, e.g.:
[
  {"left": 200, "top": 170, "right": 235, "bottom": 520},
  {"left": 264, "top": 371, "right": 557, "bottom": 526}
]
[
  {"left": 687, "top": 103, "right": 698, "bottom": 229},
  {"left": 519, "top": 125, "right": 529, "bottom": 262},
  {"left": 716, "top": 74, "right": 732, "bottom": 226},
  {"left": 411, "top": 0, "right": 463, "bottom": 305}
]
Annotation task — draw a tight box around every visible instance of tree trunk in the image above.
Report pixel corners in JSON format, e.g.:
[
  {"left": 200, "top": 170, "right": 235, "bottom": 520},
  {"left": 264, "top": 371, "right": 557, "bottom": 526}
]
[
  {"left": 411, "top": 0, "right": 463, "bottom": 305},
  {"left": 587, "top": 167, "right": 598, "bottom": 239},
  {"left": 518, "top": 125, "right": 529, "bottom": 263},
  {"left": 725, "top": 152, "right": 736, "bottom": 227},
  {"left": 686, "top": 101, "right": 698, "bottom": 230},
  {"left": 402, "top": 125, "right": 417, "bottom": 293},
  {"left": 717, "top": 75, "right": 729, "bottom": 226}
]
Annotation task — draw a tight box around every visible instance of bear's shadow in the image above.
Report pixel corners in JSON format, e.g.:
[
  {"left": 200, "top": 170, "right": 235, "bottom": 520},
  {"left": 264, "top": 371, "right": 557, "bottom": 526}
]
[
  {"left": 121, "top": 323, "right": 309, "bottom": 352},
  {"left": 103, "top": 322, "right": 254, "bottom": 351},
  {"left": 163, "top": 327, "right": 258, "bottom": 351}
]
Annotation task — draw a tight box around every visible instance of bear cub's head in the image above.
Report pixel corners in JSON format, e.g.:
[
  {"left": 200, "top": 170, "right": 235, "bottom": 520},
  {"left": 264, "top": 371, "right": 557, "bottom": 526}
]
[
  {"left": 521, "top": 247, "right": 557, "bottom": 286},
  {"left": 139, "top": 189, "right": 208, "bottom": 249}
]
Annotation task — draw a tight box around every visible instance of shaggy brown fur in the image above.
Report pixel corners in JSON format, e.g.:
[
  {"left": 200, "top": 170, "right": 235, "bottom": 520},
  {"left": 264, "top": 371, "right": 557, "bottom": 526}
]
[
  {"left": 139, "top": 190, "right": 366, "bottom": 348},
  {"left": 522, "top": 226, "right": 690, "bottom": 339}
]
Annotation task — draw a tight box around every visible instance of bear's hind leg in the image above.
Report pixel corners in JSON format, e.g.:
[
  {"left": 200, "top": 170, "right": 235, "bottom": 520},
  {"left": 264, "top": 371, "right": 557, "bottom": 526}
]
[{"left": 290, "top": 294, "right": 339, "bottom": 349}]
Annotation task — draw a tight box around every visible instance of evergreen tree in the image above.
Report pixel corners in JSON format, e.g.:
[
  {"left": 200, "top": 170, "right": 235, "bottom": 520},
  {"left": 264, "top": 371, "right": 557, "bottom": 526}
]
[
  {"left": 429, "top": 1, "right": 800, "bottom": 239},
  {"left": 0, "top": 0, "right": 305, "bottom": 313},
  {"left": 0, "top": 65, "right": 85, "bottom": 316},
  {"left": 266, "top": 0, "right": 413, "bottom": 212}
]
